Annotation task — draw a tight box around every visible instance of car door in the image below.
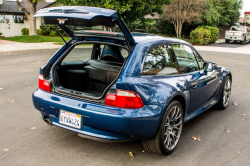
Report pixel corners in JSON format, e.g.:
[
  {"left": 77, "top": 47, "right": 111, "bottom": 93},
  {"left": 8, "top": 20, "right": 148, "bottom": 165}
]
[{"left": 172, "top": 44, "right": 220, "bottom": 113}]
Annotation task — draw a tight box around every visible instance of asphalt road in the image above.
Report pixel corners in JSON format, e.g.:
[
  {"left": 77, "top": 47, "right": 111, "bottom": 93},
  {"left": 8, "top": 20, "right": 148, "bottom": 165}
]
[{"left": 0, "top": 48, "right": 250, "bottom": 166}]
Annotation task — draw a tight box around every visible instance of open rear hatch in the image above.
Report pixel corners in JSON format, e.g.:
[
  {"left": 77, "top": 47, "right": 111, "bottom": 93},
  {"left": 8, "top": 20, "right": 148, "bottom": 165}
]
[
  {"left": 34, "top": 6, "right": 133, "bottom": 101},
  {"left": 34, "top": 6, "right": 135, "bottom": 49}
]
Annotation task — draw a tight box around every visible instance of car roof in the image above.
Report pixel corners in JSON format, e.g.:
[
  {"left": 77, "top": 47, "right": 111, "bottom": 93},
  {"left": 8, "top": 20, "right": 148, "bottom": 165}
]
[{"left": 131, "top": 33, "right": 189, "bottom": 45}]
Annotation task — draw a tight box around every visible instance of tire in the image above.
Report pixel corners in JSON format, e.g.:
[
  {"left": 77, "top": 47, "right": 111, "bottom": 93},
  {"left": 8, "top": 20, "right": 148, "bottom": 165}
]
[
  {"left": 142, "top": 101, "right": 183, "bottom": 155},
  {"left": 217, "top": 75, "right": 231, "bottom": 110},
  {"left": 225, "top": 39, "right": 229, "bottom": 43},
  {"left": 241, "top": 37, "right": 246, "bottom": 45}
]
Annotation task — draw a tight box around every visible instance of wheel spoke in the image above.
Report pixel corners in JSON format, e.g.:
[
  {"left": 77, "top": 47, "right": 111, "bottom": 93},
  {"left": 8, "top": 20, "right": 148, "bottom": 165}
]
[
  {"left": 171, "top": 107, "right": 176, "bottom": 121},
  {"left": 173, "top": 126, "right": 181, "bottom": 131},
  {"left": 172, "top": 108, "right": 180, "bottom": 121},
  {"left": 173, "top": 120, "right": 182, "bottom": 127},
  {"left": 174, "top": 112, "right": 181, "bottom": 121}
]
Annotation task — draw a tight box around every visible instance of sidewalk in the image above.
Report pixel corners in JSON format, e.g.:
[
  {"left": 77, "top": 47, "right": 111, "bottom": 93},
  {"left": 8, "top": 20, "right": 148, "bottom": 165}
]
[{"left": 0, "top": 40, "right": 62, "bottom": 52}]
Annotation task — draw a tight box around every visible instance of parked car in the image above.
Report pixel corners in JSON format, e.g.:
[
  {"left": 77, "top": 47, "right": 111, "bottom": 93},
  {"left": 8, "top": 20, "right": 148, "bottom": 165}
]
[
  {"left": 32, "top": 6, "right": 232, "bottom": 155},
  {"left": 225, "top": 26, "right": 250, "bottom": 44}
]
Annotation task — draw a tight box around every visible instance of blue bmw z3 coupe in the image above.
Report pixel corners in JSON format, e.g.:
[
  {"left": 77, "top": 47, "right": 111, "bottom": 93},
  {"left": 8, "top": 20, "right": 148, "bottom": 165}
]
[{"left": 32, "top": 6, "right": 232, "bottom": 155}]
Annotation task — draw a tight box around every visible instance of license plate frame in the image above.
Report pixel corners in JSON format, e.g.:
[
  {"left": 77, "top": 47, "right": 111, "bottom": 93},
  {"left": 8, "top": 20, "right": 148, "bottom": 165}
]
[{"left": 59, "top": 110, "right": 82, "bottom": 129}]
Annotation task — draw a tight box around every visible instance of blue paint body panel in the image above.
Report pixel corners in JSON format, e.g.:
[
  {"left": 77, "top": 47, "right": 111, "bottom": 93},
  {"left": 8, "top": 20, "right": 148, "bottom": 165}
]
[{"left": 32, "top": 6, "right": 232, "bottom": 141}]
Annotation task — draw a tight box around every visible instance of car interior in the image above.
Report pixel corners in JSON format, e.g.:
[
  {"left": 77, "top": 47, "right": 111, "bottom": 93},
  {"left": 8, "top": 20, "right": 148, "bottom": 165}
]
[{"left": 53, "top": 43, "right": 128, "bottom": 98}]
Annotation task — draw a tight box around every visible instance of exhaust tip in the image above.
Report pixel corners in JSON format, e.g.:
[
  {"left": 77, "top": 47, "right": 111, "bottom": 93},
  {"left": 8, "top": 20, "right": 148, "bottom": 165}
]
[{"left": 44, "top": 117, "right": 53, "bottom": 126}]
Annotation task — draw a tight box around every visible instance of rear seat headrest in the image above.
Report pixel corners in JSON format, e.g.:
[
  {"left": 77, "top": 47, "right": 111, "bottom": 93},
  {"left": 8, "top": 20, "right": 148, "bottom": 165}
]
[{"left": 100, "top": 45, "right": 124, "bottom": 63}]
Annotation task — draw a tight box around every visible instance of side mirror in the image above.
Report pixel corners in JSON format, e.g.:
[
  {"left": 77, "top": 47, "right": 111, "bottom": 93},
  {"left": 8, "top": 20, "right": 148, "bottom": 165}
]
[{"left": 204, "top": 63, "right": 213, "bottom": 72}]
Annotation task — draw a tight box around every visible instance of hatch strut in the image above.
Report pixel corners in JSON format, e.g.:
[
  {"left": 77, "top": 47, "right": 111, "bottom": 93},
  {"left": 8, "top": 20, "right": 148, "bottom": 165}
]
[{"left": 53, "top": 25, "right": 69, "bottom": 46}]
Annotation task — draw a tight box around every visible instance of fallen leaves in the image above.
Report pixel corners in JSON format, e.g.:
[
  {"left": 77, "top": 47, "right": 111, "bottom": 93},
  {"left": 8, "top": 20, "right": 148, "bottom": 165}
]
[
  {"left": 81, "top": 152, "right": 86, "bottom": 155},
  {"left": 232, "top": 102, "right": 238, "bottom": 106},
  {"left": 192, "top": 137, "right": 201, "bottom": 141},
  {"left": 31, "top": 127, "right": 37, "bottom": 130},
  {"left": 129, "top": 152, "right": 134, "bottom": 160}
]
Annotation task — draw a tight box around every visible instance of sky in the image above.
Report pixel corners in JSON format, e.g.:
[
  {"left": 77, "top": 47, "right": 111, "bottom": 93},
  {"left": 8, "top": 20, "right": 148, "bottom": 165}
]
[{"left": 240, "top": 0, "right": 250, "bottom": 17}]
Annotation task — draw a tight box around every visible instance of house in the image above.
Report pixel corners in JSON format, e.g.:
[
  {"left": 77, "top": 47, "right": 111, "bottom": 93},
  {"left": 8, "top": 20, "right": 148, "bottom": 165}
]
[{"left": 0, "top": 0, "right": 55, "bottom": 37}]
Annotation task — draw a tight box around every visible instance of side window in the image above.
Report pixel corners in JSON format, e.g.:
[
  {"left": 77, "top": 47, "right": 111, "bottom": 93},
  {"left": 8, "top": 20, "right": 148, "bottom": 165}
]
[
  {"left": 142, "top": 44, "right": 179, "bottom": 76},
  {"left": 193, "top": 51, "right": 204, "bottom": 69},
  {"left": 172, "top": 44, "right": 199, "bottom": 74}
]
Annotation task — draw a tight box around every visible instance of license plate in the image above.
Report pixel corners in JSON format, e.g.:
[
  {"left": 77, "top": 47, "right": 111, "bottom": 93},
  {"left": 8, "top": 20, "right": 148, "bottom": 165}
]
[{"left": 59, "top": 110, "right": 81, "bottom": 129}]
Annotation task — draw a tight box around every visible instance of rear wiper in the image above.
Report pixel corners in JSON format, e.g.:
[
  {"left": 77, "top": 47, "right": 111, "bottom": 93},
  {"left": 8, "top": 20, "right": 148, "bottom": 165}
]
[{"left": 53, "top": 25, "right": 69, "bottom": 46}]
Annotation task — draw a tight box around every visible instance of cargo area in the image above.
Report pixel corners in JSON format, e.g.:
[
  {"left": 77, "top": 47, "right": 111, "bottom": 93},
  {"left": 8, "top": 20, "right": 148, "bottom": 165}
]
[{"left": 53, "top": 43, "right": 129, "bottom": 98}]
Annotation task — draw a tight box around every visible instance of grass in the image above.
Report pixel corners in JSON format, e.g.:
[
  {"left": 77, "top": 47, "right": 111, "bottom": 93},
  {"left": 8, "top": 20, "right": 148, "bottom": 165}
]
[{"left": 1, "top": 35, "right": 71, "bottom": 43}]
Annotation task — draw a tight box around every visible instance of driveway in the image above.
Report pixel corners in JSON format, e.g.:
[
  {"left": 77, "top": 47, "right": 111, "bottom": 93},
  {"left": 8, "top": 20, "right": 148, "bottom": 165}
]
[{"left": 0, "top": 49, "right": 249, "bottom": 166}]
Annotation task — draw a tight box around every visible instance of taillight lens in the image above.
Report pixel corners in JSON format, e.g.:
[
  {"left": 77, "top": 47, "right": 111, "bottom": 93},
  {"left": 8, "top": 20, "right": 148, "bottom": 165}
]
[
  {"left": 38, "top": 74, "right": 51, "bottom": 92},
  {"left": 105, "top": 90, "right": 144, "bottom": 109}
]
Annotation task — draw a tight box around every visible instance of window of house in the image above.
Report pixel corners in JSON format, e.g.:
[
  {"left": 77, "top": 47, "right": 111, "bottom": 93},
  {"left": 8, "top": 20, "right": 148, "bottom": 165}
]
[
  {"left": 142, "top": 44, "right": 179, "bottom": 76},
  {"left": 14, "top": 15, "right": 24, "bottom": 23},
  {"left": 172, "top": 44, "right": 199, "bottom": 74},
  {"left": 0, "top": 15, "right": 4, "bottom": 23}
]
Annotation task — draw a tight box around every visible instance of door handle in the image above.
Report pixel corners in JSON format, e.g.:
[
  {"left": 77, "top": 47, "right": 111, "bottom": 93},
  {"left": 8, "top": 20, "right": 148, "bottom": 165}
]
[{"left": 191, "top": 81, "right": 198, "bottom": 88}]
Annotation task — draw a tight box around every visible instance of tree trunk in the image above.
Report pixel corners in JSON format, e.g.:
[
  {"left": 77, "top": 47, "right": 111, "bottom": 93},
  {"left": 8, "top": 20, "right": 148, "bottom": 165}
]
[
  {"left": 16, "top": 0, "right": 37, "bottom": 35},
  {"left": 179, "top": 21, "right": 183, "bottom": 39},
  {"left": 29, "top": 16, "right": 37, "bottom": 35}
]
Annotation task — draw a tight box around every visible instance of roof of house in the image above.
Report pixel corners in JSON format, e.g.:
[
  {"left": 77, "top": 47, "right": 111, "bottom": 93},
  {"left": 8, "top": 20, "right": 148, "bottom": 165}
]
[{"left": 0, "top": 0, "right": 55, "bottom": 14}]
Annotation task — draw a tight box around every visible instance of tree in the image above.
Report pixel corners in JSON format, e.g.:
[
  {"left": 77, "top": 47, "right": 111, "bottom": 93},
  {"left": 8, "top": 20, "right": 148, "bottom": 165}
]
[
  {"left": 202, "top": 0, "right": 243, "bottom": 27},
  {"left": 162, "top": 0, "right": 206, "bottom": 38},
  {"left": 16, "top": 0, "right": 40, "bottom": 35},
  {"left": 55, "top": 0, "right": 172, "bottom": 23}
]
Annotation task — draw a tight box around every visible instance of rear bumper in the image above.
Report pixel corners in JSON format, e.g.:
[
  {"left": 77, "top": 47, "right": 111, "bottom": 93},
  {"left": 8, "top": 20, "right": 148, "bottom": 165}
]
[
  {"left": 225, "top": 37, "right": 243, "bottom": 41},
  {"left": 32, "top": 89, "right": 165, "bottom": 140}
]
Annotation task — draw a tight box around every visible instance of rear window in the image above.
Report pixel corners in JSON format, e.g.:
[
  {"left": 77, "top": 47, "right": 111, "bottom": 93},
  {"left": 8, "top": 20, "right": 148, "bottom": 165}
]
[
  {"left": 63, "top": 43, "right": 129, "bottom": 62},
  {"left": 231, "top": 27, "right": 245, "bottom": 32}
]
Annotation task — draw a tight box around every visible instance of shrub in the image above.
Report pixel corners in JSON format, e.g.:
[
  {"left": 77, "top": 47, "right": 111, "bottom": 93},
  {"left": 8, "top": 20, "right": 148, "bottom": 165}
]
[
  {"left": 0, "top": 32, "right": 2, "bottom": 35},
  {"left": 49, "top": 30, "right": 57, "bottom": 36},
  {"left": 190, "top": 28, "right": 211, "bottom": 45},
  {"left": 21, "top": 28, "right": 29, "bottom": 35},
  {"left": 199, "top": 26, "right": 219, "bottom": 43},
  {"left": 37, "top": 29, "right": 44, "bottom": 35}
]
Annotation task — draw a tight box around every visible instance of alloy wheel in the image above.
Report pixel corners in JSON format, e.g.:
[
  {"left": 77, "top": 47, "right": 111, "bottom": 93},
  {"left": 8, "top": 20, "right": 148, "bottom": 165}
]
[
  {"left": 223, "top": 78, "right": 231, "bottom": 107},
  {"left": 164, "top": 106, "right": 182, "bottom": 150}
]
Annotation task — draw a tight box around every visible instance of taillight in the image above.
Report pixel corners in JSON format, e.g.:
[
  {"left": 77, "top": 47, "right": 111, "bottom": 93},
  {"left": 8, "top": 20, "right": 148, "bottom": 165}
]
[
  {"left": 38, "top": 74, "right": 51, "bottom": 92},
  {"left": 105, "top": 90, "right": 144, "bottom": 109}
]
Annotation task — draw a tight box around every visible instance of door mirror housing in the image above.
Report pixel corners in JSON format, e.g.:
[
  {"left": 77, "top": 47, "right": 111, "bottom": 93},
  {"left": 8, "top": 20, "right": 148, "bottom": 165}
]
[{"left": 204, "top": 63, "right": 213, "bottom": 72}]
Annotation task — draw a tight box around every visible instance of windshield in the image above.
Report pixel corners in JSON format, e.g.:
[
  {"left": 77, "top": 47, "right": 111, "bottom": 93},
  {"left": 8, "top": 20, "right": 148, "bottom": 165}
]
[{"left": 231, "top": 27, "right": 246, "bottom": 32}]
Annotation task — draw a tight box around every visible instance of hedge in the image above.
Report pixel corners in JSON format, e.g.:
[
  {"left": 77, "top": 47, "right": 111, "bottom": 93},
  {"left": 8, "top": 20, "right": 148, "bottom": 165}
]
[
  {"left": 199, "top": 26, "right": 219, "bottom": 43},
  {"left": 37, "top": 29, "right": 44, "bottom": 35},
  {"left": 190, "top": 28, "right": 211, "bottom": 45},
  {"left": 21, "top": 28, "right": 29, "bottom": 35},
  {"left": 49, "top": 30, "right": 57, "bottom": 36}
]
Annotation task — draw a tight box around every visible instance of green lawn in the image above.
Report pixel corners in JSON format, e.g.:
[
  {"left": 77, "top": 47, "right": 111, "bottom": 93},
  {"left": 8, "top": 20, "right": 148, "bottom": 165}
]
[{"left": 1, "top": 35, "right": 71, "bottom": 43}]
